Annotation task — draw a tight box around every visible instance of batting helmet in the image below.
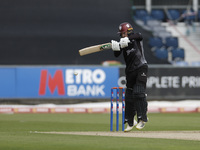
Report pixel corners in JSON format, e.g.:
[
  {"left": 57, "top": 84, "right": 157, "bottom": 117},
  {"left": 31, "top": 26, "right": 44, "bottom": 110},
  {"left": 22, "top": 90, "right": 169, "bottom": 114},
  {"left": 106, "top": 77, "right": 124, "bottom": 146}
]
[{"left": 118, "top": 22, "right": 133, "bottom": 34}]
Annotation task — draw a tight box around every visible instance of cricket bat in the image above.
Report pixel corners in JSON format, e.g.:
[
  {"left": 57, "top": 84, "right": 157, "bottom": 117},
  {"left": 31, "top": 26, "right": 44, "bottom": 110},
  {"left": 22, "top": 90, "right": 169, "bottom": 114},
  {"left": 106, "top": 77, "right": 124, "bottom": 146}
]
[{"left": 79, "top": 43, "right": 111, "bottom": 56}]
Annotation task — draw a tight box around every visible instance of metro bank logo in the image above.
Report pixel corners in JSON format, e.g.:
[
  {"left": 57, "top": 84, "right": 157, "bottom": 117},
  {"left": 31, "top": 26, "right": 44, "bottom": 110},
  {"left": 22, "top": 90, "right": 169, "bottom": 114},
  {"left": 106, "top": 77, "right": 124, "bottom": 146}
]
[
  {"left": 38, "top": 68, "right": 112, "bottom": 97},
  {"left": 39, "top": 70, "right": 65, "bottom": 95}
]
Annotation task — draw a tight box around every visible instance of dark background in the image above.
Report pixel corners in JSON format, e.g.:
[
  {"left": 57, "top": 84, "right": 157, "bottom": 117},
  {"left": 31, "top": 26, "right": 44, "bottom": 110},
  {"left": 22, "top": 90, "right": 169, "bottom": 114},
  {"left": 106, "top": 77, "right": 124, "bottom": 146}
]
[{"left": 0, "top": 0, "right": 169, "bottom": 65}]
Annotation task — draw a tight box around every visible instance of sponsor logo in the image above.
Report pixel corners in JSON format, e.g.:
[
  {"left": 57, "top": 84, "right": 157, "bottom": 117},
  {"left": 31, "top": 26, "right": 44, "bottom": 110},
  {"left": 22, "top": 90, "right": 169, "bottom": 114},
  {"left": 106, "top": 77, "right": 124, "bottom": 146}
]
[
  {"left": 39, "top": 70, "right": 65, "bottom": 95},
  {"left": 39, "top": 69, "right": 107, "bottom": 97},
  {"left": 100, "top": 44, "right": 111, "bottom": 50}
]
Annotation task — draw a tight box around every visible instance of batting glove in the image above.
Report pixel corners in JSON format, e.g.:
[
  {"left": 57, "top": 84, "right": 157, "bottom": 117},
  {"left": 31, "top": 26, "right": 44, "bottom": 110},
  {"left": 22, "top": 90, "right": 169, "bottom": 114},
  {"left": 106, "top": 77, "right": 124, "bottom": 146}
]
[
  {"left": 119, "top": 37, "right": 130, "bottom": 48},
  {"left": 111, "top": 40, "right": 120, "bottom": 51}
]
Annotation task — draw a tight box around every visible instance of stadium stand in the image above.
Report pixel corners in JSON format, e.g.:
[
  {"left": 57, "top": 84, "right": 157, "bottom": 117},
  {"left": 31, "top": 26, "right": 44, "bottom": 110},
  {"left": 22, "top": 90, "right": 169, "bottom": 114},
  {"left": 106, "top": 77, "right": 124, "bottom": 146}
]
[
  {"left": 165, "top": 37, "right": 179, "bottom": 48},
  {"left": 132, "top": 5, "right": 191, "bottom": 63},
  {"left": 153, "top": 47, "right": 169, "bottom": 61},
  {"left": 167, "top": 9, "right": 181, "bottom": 20},
  {"left": 150, "top": 9, "right": 165, "bottom": 21},
  {"left": 149, "top": 37, "right": 164, "bottom": 48},
  {"left": 190, "top": 61, "right": 200, "bottom": 66},
  {"left": 181, "top": 8, "right": 196, "bottom": 23},
  {"left": 152, "top": 26, "right": 166, "bottom": 34},
  {"left": 198, "top": 10, "right": 200, "bottom": 21},
  {"left": 172, "top": 61, "right": 189, "bottom": 66},
  {"left": 171, "top": 47, "right": 185, "bottom": 61},
  {"left": 155, "top": 31, "right": 172, "bottom": 42},
  {"left": 146, "top": 20, "right": 162, "bottom": 30},
  {"left": 134, "top": 9, "right": 149, "bottom": 20}
]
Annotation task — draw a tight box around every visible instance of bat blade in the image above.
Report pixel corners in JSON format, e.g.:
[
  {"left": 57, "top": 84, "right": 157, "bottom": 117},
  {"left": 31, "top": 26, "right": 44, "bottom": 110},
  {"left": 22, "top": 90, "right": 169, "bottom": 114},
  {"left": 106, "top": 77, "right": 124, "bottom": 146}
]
[{"left": 79, "top": 43, "right": 111, "bottom": 56}]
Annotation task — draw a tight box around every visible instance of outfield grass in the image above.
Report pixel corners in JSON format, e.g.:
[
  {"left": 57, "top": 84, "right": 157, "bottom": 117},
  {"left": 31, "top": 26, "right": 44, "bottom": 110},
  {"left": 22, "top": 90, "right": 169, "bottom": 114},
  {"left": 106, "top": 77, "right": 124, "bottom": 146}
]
[{"left": 0, "top": 113, "right": 200, "bottom": 150}]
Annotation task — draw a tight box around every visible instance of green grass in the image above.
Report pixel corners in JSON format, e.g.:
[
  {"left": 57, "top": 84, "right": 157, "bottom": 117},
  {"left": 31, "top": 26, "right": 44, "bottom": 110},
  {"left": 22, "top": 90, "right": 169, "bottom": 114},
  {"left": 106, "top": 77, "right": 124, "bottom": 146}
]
[{"left": 0, "top": 113, "right": 200, "bottom": 150}]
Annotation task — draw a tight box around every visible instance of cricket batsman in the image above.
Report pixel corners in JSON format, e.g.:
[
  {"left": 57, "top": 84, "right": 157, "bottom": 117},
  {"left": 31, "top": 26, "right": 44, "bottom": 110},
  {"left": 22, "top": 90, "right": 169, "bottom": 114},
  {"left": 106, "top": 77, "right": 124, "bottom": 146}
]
[{"left": 111, "top": 22, "right": 148, "bottom": 131}]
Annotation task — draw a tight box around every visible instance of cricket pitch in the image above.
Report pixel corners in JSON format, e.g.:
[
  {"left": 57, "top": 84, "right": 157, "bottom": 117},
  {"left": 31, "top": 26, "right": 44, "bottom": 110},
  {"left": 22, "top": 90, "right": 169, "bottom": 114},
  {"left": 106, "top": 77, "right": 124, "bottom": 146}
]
[{"left": 34, "top": 131, "right": 200, "bottom": 141}]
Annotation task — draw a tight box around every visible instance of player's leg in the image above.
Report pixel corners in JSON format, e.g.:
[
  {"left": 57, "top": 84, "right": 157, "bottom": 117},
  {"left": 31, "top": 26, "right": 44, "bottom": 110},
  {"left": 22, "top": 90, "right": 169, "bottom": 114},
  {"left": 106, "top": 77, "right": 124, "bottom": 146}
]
[
  {"left": 124, "top": 72, "right": 137, "bottom": 132},
  {"left": 124, "top": 88, "right": 137, "bottom": 126},
  {"left": 133, "top": 65, "right": 148, "bottom": 130},
  {"left": 133, "top": 84, "right": 148, "bottom": 122}
]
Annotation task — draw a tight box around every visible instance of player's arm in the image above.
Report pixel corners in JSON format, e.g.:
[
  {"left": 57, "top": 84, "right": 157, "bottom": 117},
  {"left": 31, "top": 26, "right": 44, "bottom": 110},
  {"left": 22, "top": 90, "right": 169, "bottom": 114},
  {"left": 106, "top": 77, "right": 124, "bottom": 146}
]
[
  {"left": 118, "top": 33, "right": 143, "bottom": 49},
  {"left": 113, "top": 50, "right": 122, "bottom": 57},
  {"left": 129, "top": 32, "right": 143, "bottom": 41}
]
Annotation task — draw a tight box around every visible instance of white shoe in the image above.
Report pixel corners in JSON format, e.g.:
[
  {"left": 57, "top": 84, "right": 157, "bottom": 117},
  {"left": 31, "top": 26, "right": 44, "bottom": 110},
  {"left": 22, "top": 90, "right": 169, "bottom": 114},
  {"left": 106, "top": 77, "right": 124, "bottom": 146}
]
[
  {"left": 133, "top": 119, "right": 137, "bottom": 126},
  {"left": 124, "top": 119, "right": 137, "bottom": 132},
  {"left": 124, "top": 124, "right": 133, "bottom": 132},
  {"left": 136, "top": 120, "right": 146, "bottom": 130}
]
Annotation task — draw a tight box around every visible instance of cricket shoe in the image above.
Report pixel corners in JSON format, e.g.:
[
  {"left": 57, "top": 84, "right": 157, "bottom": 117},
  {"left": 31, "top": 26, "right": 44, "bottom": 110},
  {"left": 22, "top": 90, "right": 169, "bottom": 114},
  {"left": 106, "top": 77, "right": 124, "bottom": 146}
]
[
  {"left": 124, "top": 119, "right": 137, "bottom": 132},
  {"left": 136, "top": 120, "right": 146, "bottom": 130}
]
